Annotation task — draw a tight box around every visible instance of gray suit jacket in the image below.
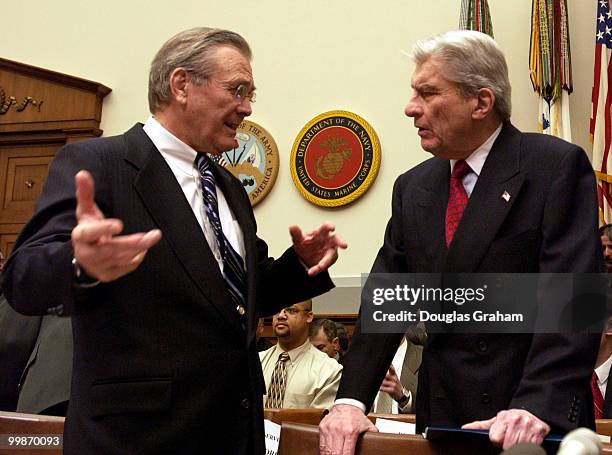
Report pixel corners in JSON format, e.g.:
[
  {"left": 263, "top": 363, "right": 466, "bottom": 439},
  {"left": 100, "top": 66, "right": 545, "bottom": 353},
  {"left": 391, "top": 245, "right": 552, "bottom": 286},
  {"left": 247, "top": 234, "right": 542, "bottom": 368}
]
[
  {"left": 17, "top": 315, "right": 72, "bottom": 415},
  {"left": 0, "top": 294, "right": 40, "bottom": 411}
]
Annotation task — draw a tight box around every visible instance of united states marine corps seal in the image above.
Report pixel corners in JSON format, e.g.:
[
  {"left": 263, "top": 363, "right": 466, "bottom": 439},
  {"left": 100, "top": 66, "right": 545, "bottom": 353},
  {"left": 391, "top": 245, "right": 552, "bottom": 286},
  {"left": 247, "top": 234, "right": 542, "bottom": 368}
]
[
  {"left": 210, "top": 120, "right": 279, "bottom": 207},
  {"left": 290, "top": 110, "right": 380, "bottom": 207}
]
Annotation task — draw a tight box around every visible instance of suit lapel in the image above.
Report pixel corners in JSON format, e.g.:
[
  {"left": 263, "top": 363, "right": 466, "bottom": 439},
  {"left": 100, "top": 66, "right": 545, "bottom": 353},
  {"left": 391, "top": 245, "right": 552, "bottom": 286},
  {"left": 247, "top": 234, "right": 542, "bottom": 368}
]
[
  {"left": 445, "top": 123, "right": 525, "bottom": 272},
  {"left": 414, "top": 158, "right": 449, "bottom": 270},
  {"left": 122, "top": 125, "right": 244, "bottom": 332}
]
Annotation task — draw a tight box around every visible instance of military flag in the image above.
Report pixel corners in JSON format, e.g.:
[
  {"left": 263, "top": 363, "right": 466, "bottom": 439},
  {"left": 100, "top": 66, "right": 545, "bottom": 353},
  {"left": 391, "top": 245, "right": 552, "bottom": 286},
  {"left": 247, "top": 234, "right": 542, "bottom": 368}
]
[
  {"left": 459, "top": 0, "right": 494, "bottom": 37},
  {"left": 529, "top": 0, "right": 573, "bottom": 142}
]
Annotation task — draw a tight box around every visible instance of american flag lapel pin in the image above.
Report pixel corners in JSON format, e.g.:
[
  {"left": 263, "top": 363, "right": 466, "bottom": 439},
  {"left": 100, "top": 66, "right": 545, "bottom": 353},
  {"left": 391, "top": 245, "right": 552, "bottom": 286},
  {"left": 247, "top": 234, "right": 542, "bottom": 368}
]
[{"left": 502, "top": 191, "right": 511, "bottom": 202}]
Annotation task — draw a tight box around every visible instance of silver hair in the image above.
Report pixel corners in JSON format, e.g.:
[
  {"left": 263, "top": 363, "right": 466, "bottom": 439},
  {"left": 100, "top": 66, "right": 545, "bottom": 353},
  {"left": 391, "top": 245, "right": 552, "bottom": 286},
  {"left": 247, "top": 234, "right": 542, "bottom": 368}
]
[
  {"left": 148, "top": 27, "right": 252, "bottom": 113},
  {"left": 411, "top": 30, "right": 511, "bottom": 121}
]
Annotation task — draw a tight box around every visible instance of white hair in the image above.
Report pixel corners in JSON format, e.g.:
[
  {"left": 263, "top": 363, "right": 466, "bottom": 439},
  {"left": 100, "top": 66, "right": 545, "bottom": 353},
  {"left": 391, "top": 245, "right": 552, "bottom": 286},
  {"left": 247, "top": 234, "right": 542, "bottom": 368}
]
[{"left": 411, "top": 30, "right": 511, "bottom": 121}]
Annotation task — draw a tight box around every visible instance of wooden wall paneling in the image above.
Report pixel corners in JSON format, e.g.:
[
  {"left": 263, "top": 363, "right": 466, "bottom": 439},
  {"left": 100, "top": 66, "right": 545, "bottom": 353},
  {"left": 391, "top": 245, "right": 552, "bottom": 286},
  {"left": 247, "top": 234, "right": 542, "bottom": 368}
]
[{"left": 0, "top": 58, "right": 110, "bottom": 256}]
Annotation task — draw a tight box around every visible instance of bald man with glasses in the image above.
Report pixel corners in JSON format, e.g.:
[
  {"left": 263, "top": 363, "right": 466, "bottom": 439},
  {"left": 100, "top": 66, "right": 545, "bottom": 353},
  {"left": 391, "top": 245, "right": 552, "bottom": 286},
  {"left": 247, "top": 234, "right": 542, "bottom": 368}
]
[{"left": 260, "top": 300, "right": 342, "bottom": 409}]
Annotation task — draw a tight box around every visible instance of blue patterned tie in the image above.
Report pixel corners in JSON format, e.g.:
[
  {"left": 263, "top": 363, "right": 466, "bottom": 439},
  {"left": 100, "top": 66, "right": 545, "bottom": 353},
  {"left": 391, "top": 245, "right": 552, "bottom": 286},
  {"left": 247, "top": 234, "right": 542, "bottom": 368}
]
[{"left": 195, "top": 154, "right": 247, "bottom": 316}]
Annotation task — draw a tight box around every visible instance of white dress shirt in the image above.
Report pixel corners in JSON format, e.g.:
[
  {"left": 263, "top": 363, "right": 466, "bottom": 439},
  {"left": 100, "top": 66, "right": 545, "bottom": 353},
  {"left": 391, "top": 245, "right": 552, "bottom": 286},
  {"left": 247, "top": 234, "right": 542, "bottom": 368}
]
[
  {"left": 450, "top": 122, "right": 502, "bottom": 197},
  {"left": 595, "top": 354, "right": 612, "bottom": 398},
  {"left": 142, "top": 116, "right": 245, "bottom": 274}
]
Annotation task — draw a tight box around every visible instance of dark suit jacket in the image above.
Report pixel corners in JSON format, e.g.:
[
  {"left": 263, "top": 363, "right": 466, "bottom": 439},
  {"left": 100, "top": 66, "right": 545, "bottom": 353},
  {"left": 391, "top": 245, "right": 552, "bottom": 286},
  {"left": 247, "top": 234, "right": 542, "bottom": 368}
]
[
  {"left": 2, "top": 124, "right": 334, "bottom": 455},
  {"left": 337, "top": 123, "right": 601, "bottom": 434}
]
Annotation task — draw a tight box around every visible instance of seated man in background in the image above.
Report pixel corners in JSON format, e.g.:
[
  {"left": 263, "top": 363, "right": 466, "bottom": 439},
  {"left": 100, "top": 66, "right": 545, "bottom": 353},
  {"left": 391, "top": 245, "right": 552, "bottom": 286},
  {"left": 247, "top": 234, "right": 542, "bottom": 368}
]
[
  {"left": 310, "top": 318, "right": 341, "bottom": 362},
  {"left": 260, "top": 300, "right": 342, "bottom": 409}
]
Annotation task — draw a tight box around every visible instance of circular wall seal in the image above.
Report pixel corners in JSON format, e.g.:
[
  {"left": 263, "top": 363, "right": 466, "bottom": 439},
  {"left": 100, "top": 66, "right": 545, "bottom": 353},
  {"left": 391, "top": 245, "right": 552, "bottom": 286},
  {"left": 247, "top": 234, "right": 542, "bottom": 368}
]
[
  {"left": 290, "top": 110, "right": 380, "bottom": 207},
  {"left": 210, "top": 119, "right": 280, "bottom": 207}
]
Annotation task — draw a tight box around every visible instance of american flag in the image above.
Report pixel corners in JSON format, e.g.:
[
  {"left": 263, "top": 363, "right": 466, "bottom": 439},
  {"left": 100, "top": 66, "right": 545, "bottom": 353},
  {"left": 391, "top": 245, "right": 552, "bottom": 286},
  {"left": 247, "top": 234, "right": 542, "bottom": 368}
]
[{"left": 592, "top": 0, "right": 612, "bottom": 224}]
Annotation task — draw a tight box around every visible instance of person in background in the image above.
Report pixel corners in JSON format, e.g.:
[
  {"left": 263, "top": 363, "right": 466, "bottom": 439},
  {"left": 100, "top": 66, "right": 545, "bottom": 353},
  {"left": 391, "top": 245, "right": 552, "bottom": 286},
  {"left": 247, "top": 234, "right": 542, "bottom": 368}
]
[
  {"left": 372, "top": 325, "right": 426, "bottom": 415},
  {"left": 0, "top": 249, "right": 73, "bottom": 416},
  {"left": 0, "top": 251, "right": 39, "bottom": 412},
  {"left": 310, "top": 318, "right": 341, "bottom": 361},
  {"left": 600, "top": 224, "right": 612, "bottom": 274},
  {"left": 335, "top": 322, "right": 350, "bottom": 359},
  {"left": 260, "top": 300, "right": 342, "bottom": 409},
  {"left": 256, "top": 317, "right": 273, "bottom": 352}
]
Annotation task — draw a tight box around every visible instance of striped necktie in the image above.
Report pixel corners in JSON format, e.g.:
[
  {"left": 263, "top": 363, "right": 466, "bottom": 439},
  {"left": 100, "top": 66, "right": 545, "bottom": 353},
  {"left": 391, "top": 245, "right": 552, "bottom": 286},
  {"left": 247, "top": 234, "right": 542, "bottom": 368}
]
[
  {"left": 265, "top": 352, "right": 290, "bottom": 408},
  {"left": 195, "top": 154, "right": 247, "bottom": 315}
]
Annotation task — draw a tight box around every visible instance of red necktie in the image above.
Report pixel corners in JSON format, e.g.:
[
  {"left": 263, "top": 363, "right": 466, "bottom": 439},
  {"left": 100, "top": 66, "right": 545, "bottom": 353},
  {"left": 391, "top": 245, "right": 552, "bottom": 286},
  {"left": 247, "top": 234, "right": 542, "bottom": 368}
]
[
  {"left": 592, "top": 371, "right": 604, "bottom": 419},
  {"left": 445, "top": 160, "right": 471, "bottom": 247}
]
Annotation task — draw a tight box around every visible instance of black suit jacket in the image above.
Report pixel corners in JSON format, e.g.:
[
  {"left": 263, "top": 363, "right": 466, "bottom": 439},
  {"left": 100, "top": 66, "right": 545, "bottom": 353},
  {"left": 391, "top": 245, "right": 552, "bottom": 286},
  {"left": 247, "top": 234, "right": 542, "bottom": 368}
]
[
  {"left": 2, "top": 124, "right": 334, "bottom": 454},
  {"left": 338, "top": 123, "right": 601, "bottom": 434}
]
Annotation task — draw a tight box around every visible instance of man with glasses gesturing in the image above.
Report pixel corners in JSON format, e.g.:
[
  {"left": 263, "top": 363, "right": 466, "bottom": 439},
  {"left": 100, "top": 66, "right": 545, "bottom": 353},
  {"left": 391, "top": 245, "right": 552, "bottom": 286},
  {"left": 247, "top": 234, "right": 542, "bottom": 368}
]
[
  {"left": 2, "top": 28, "right": 346, "bottom": 455},
  {"left": 260, "top": 300, "right": 342, "bottom": 410}
]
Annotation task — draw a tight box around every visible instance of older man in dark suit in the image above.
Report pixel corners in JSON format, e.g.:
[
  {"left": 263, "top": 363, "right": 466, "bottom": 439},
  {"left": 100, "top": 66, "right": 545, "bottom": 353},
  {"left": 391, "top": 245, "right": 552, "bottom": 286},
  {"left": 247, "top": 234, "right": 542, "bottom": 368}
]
[
  {"left": 319, "top": 30, "right": 601, "bottom": 454},
  {"left": 3, "top": 27, "right": 346, "bottom": 455}
]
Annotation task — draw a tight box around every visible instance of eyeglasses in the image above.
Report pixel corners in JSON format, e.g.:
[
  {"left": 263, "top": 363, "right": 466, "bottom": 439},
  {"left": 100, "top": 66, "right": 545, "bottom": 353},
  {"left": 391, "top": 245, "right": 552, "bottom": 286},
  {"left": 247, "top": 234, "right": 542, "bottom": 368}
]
[
  {"left": 277, "top": 306, "right": 309, "bottom": 316},
  {"left": 233, "top": 84, "right": 256, "bottom": 103}
]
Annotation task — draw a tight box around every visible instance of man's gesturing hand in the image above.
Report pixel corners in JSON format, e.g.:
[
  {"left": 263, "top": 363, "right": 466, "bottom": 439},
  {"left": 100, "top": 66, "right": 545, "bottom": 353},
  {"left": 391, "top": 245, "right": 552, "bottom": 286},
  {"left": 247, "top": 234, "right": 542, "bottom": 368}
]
[
  {"left": 71, "top": 170, "right": 162, "bottom": 282},
  {"left": 290, "top": 221, "right": 347, "bottom": 277}
]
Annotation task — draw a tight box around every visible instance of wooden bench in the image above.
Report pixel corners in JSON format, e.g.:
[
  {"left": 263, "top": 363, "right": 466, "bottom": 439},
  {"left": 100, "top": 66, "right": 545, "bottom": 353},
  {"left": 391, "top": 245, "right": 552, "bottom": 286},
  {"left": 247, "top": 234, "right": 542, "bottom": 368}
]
[
  {"left": 277, "top": 422, "right": 612, "bottom": 455},
  {"left": 0, "top": 411, "right": 64, "bottom": 455}
]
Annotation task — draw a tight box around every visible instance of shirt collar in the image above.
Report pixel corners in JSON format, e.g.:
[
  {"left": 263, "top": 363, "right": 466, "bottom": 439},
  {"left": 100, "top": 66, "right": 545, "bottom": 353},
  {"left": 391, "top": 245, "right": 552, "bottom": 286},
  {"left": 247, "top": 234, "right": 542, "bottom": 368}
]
[
  {"left": 143, "top": 116, "right": 198, "bottom": 175},
  {"left": 450, "top": 122, "right": 503, "bottom": 176},
  {"left": 273, "top": 338, "right": 312, "bottom": 364},
  {"left": 596, "top": 354, "right": 612, "bottom": 385}
]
